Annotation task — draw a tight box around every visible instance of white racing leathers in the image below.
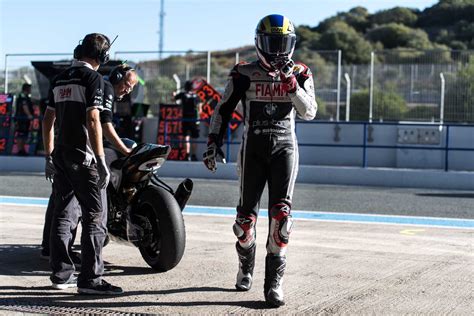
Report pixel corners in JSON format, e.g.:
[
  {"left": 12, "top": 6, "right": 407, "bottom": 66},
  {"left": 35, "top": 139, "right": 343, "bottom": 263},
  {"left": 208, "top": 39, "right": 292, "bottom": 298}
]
[{"left": 209, "top": 60, "right": 317, "bottom": 255}]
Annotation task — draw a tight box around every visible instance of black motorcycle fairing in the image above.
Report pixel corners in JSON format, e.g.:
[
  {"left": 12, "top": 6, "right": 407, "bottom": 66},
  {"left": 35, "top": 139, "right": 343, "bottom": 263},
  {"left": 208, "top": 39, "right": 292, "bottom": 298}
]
[{"left": 120, "top": 144, "right": 171, "bottom": 182}]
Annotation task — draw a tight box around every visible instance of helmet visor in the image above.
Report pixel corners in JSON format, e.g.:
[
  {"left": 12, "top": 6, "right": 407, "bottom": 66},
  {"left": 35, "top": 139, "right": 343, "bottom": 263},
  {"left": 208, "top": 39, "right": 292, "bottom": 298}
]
[{"left": 256, "top": 34, "right": 296, "bottom": 55}]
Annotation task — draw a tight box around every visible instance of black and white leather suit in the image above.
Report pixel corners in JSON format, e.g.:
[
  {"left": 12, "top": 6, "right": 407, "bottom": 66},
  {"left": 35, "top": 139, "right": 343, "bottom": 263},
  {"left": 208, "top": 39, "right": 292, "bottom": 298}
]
[{"left": 208, "top": 60, "right": 317, "bottom": 254}]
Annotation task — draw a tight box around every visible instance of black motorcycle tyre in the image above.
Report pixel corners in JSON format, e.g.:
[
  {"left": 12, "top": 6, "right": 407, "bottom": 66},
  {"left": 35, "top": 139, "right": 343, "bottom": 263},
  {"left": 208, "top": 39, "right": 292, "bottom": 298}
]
[{"left": 135, "top": 186, "right": 186, "bottom": 271}]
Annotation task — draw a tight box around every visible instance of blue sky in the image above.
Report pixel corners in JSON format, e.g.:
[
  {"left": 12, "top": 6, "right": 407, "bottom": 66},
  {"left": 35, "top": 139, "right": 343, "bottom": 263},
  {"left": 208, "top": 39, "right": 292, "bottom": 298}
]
[{"left": 1, "top": 0, "right": 438, "bottom": 68}]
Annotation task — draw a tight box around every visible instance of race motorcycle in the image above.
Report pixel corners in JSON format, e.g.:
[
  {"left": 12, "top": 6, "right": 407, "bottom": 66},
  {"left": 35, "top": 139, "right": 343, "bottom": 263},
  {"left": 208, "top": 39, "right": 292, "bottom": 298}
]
[{"left": 105, "top": 141, "right": 192, "bottom": 272}]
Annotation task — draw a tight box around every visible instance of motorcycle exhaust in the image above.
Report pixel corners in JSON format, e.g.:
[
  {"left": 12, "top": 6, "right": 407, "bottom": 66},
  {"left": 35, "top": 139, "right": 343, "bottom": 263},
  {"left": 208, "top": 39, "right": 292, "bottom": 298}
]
[{"left": 174, "top": 178, "right": 193, "bottom": 211}]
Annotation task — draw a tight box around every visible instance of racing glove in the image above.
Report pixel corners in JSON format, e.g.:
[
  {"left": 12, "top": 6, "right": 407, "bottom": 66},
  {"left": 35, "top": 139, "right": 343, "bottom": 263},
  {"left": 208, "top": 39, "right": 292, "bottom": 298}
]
[
  {"left": 45, "top": 155, "right": 55, "bottom": 183},
  {"left": 280, "top": 74, "right": 297, "bottom": 93},
  {"left": 97, "top": 155, "right": 110, "bottom": 189},
  {"left": 273, "top": 58, "right": 297, "bottom": 93},
  {"left": 280, "top": 60, "right": 297, "bottom": 94},
  {"left": 203, "top": 135, "right": 226, "bottom": 173},
  {"left": 277, "top": 58, "right": 295, "bottom": 78}
]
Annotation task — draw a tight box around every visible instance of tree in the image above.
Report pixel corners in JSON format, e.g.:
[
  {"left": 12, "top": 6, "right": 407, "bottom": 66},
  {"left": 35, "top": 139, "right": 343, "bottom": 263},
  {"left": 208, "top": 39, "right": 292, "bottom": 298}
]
[
  {"left": 367, "top": 23, "right": 433, "bottom": 50},
  {"left": 350, "top": 89, "right": 407, "bottom": 121},
  {"left": 454, "top": 20, "right": 474, "bottom": 48},
  {"left": 293, "top": 48, "right": 333, "bottom": 86},
  {"left": 144, "top": 76, "right": 176, "bottom": 108},
  {"left": 404, "top": 106, "right": 438, "bottom": 121},
  {"left": 295, "top": 25, "right": 321, "bottom": 50},
  {"left": 372, "top": 7, "right": 418, "bottom": 26},
  {"left": 418, "top": 0, "right": 474, "bottom": 27},
  {"left": 315, "top": 7, "right": 371, "bottom": 33},
  {"left": 315, "top": 21, "right": 373, "bottom": 64},
  {"left": 314, "top": 96, "right": 328, "bottom": 120},
  {"left": 341, "top": 7, "right": 371, "bottom": 32},
  {"left": 315, "top": 16, "right": 341, "bottom": 34},
  {"left": 376, "top": 46, "right": 452, "bottom": 64},
  {"left": 444, "top": 56, "right": 474, "bottom": 122}
]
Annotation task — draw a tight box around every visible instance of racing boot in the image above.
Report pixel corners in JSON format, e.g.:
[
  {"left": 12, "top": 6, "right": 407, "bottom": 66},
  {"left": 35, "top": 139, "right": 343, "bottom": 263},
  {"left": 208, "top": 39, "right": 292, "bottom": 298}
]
[
  {"left": 264, "top": 254, "right": 286, "bottom": 307},
  {"left": 235, "top": 242, "right": 256, "bottom": 291}
]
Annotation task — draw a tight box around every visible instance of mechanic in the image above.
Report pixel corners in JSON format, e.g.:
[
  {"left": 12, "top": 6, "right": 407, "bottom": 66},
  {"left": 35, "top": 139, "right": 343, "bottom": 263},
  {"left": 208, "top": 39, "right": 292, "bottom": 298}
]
[
  {"left": 41, "top": 64, "right": 138, "bottom": 263},
  {"left": 42, "top": 33, "right": 122, "bottom": 295}
]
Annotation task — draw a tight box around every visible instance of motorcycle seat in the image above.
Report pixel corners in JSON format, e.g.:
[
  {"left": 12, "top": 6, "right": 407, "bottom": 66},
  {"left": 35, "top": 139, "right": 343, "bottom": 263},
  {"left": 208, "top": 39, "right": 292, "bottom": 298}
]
[{"left": 152, "top": 144, "right": 172, "bottom": 157}]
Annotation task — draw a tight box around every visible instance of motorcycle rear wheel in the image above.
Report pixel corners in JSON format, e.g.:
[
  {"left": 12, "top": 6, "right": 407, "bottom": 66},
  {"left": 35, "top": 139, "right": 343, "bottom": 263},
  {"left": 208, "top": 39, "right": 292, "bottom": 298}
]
[{"left": 135, "top": 186, "right": 186, "bottom": 271}]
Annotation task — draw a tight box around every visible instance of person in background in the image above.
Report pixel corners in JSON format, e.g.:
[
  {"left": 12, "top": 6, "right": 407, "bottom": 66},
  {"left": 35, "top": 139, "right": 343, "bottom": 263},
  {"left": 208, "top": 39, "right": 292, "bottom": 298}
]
[
  {"left": 203, "top": 14, "right": 317, "bottom": 307},
  {"left": 174, "top": 80, "right": 202, "bottom": 161},
  {"left": 14, "top": 83, "right": 34, "bottom": 156}
]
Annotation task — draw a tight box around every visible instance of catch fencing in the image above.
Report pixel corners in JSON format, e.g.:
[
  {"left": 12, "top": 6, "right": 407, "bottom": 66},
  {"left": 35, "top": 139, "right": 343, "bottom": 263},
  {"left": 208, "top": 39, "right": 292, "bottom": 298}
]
[
  {"left": 112, "top": 49, "right": 341, "bottom": 117},
  {"left": 114, "top": 50, "right": 209, "bottom": 111},
  {"left": 368, "top": 50, "right": 474, "bottom": 123},
  {"left": 3, "top": 49, "right": 474, "bottom": 123},
  {"left": 2, "top": 53, "right": 72, "bottom": 99}
]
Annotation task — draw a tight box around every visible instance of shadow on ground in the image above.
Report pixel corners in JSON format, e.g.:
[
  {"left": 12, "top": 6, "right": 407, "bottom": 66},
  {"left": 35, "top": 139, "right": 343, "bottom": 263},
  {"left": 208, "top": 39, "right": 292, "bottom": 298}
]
[
  {"left": 0, "top": 244, "right": 174, "bottom": 277},
  {"left": 415, "top": 193, "right": 474, "bottom": 199},
  {"left": 0, "top": 285, "right": 269, "bottom": 311},
  {"left": 0, "top": 245, "right": 271, "bottom": 311}
]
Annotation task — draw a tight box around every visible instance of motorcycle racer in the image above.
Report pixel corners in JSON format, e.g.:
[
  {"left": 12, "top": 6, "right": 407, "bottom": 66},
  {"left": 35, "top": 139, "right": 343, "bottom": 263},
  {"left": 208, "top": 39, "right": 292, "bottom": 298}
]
[{"left": 203, "top": 14, "right": 317, "bottom": 307}]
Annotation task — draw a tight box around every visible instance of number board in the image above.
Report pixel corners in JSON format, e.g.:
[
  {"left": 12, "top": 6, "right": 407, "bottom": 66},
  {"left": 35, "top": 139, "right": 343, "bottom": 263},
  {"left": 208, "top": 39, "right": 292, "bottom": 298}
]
[
  {"left": 0, "top": 94, "right": 14, "bottom": 154},
  {"left": 191, "top": 78, "right": 243, "bottom": 132},
  {"left": 157, "top": 103, "right": 187, "bottom": 161}
]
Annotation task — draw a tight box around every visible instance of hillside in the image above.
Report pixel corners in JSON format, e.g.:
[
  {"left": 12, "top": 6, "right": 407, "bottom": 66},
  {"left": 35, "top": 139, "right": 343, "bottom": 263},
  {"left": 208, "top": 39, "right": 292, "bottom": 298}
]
[
  {"left": 294, "top": 0, "right": 474, "bottom": 64},
  {"left": 134, "top": 1, "right": 474, "bottom": 122},
  {"left": 148, "top": 0, "right": 474, "bottom": 72}
]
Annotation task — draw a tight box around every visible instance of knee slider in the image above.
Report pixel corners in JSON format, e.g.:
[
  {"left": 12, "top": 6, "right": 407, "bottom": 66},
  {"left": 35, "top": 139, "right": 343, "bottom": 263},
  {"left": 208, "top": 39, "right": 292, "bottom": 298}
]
[
  {"left": 267, "top": 201, "right": 293, "bottom": 255},
  {"left": 233, "top": 214, "right": 256, "bottom": 249}
]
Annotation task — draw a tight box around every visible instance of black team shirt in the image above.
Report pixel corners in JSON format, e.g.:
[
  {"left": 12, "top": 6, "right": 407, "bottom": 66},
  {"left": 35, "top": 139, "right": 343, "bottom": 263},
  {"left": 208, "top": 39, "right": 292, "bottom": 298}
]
[
  {"left": 48, "top": 61, "right": 104, "bottom": 165},
  {"left": 101, "top": 80, "right": 114, "bottom": 124}
]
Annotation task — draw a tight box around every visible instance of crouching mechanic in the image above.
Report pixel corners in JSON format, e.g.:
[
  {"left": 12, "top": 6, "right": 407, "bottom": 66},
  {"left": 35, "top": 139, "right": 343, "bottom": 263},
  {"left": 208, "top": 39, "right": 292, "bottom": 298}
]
[
  {"left": 203, "top": 14, "right": 317, "bottom": 307},
  {"left": 102, "top": 64, "right": 138, "bottom": 156},
  {"left": 41, "top": 64, "right": 138, "bottom": 261}
]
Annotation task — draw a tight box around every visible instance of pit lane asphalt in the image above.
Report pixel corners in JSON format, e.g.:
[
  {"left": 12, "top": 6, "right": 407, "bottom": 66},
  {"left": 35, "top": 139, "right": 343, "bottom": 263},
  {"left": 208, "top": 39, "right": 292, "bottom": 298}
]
[
  {"left": 0, "top": 172, "right": 473, "bottom": 219},
  {"left": 0, "top": 172, "right": 473, "bottom": 314}
]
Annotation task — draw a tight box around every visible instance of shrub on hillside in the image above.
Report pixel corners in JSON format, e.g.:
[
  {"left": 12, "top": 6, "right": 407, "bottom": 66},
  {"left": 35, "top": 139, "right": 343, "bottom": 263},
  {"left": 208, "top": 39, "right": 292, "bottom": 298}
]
[{"left": 350, "top": 89, "right": 407, "bottom": 121}]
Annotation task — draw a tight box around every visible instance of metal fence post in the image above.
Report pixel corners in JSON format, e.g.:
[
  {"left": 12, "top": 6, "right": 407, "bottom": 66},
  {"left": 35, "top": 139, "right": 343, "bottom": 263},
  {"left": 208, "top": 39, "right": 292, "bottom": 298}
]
[
  {"left": 369, "top": 51, "right": 375, "bottom": 123},
  {"left": 172, "top": 74, "right": 181, "bottom": 91},
  {"left": 185, "top": 64, "right": 190, "bottom": 80},
  {"left": 410, "top": 64, "right": 415, "bottom": 103},
  {"left": 344, "top": 73, "right": 351, "bottom": 122},
  {"left": 207, "top": 51, "right": 211, "bottom": 84},
  {"left": 440, "top": 73, "right": 445, "bottom": 125},
  {"left": 336, "top": 50, "right": 342, "bottom": 122},
  {"left": 4, "top": 54, "right": 9, "bottom": 94}
]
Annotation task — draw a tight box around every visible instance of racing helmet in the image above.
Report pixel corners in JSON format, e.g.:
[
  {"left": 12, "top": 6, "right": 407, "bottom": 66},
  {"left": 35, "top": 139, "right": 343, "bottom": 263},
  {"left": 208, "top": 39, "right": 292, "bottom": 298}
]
[{"left": 255, "top": 14, "right": 296, "bottom": 69}]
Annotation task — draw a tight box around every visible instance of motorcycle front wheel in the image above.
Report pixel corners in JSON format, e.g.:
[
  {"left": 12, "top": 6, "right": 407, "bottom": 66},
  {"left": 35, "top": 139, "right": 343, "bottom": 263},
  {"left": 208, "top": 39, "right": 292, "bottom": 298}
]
[{"left": 134, "top": 186, "right": 186, "bottom": 272}]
